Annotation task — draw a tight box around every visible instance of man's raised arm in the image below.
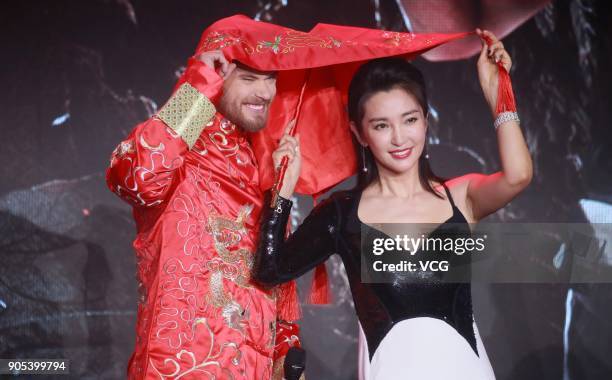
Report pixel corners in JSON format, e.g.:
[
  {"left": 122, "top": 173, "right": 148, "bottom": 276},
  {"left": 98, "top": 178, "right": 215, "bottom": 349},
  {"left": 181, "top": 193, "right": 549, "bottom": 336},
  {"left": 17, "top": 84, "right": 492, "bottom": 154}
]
[{"left": 106, "top": 52, "right": 230, "bottom": 208}]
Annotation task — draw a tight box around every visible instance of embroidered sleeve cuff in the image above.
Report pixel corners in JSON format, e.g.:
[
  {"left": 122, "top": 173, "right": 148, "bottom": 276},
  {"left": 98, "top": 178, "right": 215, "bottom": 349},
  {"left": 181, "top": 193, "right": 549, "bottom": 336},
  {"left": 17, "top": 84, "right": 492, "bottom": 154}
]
[{"left": 156, "top": 82, "right": 216, "bottom": 149}]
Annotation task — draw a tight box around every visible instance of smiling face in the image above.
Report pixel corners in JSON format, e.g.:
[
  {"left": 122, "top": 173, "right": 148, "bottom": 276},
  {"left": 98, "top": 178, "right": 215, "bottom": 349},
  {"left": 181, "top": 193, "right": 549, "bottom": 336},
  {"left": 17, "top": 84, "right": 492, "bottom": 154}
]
[
  {"left": 218, "top": 64, "right": 277, "bottom": 132},
  {"left": 353, "top": 86, "right": 427, "bottom": 175}
]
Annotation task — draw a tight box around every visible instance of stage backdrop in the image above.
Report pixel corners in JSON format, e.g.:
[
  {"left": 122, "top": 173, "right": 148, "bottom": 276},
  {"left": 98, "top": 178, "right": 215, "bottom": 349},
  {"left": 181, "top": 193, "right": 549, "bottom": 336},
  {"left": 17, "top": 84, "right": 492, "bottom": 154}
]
[{"left": 1, "top": 0, "right": 611, "bottom": 379}]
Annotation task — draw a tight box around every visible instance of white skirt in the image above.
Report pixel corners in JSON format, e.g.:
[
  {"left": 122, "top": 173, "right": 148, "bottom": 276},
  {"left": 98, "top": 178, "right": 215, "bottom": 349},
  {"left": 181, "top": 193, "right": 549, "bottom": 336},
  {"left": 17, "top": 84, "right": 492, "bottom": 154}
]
[{"left": 358, "top": 317, "right": 496, "bottom": 380}]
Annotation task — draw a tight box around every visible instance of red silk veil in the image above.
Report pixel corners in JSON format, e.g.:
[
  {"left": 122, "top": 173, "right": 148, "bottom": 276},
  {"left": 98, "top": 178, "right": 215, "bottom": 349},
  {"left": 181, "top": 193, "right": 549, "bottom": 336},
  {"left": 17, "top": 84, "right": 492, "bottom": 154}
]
[{"left": 192, "top": 15, "right": 486, "bottom": 197}]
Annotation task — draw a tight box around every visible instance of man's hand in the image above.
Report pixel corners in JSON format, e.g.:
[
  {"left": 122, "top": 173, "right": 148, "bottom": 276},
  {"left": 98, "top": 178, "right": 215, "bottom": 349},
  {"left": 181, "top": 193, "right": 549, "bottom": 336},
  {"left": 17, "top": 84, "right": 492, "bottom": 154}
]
[{"left": 194, "top": 50, "right": 236, "bottom": 79}]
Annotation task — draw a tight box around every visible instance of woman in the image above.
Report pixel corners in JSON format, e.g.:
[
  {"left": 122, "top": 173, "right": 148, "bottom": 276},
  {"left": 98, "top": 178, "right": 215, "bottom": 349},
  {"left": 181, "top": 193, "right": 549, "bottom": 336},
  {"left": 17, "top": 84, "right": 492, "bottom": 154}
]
[{"left": 254, "top": 30, "right": 532, "bottom": 379}]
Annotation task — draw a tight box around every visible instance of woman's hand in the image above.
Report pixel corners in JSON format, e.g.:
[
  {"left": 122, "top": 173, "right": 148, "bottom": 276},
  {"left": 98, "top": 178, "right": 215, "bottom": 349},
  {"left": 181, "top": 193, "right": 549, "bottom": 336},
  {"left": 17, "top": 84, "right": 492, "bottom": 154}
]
[
  {"left": 272, "top": 120, "right": 301, "bottom": 199},
  {"left": 476, "top": 29, "right": 512, "bottom": 117}
]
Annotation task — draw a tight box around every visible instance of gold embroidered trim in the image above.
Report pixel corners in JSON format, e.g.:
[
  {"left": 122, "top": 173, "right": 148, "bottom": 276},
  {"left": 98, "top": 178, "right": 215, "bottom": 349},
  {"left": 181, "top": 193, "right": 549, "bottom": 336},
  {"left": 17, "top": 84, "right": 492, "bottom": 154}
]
[{"left": 156, "top": 82, "right": 216, "bottom": 149}]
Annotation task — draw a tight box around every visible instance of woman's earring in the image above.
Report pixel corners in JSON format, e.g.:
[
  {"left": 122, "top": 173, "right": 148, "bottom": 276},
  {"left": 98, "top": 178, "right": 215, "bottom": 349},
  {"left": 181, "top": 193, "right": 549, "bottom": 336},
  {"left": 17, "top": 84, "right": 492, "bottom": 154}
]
[
  {"left": 361, "top": 145, "right": 368, "bottom": 173},
  {"left": 425, "top": 153, "right": 430, "bottom": 159}
]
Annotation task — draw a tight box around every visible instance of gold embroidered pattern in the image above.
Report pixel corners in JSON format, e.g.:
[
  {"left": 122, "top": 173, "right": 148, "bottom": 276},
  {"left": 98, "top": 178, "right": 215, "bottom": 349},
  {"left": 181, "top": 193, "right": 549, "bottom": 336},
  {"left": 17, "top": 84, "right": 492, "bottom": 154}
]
[
  {"left": 157, "top": 83, "right": 216, "bottom": 149},
  {"left": 199, "top": 30, "right": 343, "bottom": 56},
  {"left": 202, "top": 206, "right": 266, "bottom": 334},
  {"left": 208, "top": 270, "right": 234, "bottom": 308},
  {"left": 382, "top": 31, "right": 416, "bottom": 46},
  {"left": 199, "top": 31, "right": 256, "bottom": 54},
  {"left": 257, "top": 31, "right": 342, "bottom": 54},
  {"left": 150, "top": 317, "right": 241, "bottom": 379},
  {"left": 109, "top": 140, "right": 135, "bottom": 167},
  {"left": 207, "top": 205, "right": 254, "bottom": 267},
  {"left": 198, "top": 29, "right": 435, "bottom": 57},
  {"left": 207, "top": 269, "right": 249, "bottom": 334}
]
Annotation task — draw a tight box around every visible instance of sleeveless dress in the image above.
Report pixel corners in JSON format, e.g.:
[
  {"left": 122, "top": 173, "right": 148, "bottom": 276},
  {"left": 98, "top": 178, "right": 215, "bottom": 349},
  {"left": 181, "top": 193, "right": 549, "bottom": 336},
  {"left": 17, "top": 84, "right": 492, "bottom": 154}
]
[{"left": 254, "top": 183, "right": 496, "bottom": 379}]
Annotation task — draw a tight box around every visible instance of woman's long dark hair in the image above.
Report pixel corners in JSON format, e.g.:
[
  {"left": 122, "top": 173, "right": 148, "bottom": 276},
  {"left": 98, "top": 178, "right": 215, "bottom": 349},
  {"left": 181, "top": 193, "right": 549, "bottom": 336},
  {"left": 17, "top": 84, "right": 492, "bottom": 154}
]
[{"left": 348, "top": 57, "right": 446, "bottom": 198}]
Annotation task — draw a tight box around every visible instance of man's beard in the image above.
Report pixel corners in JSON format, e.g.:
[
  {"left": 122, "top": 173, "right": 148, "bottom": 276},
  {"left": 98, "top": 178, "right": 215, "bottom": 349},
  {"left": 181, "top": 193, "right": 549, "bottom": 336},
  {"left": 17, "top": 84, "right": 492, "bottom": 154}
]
[{"left": 218, "top": 95, "right": 269, "bottom": 132}]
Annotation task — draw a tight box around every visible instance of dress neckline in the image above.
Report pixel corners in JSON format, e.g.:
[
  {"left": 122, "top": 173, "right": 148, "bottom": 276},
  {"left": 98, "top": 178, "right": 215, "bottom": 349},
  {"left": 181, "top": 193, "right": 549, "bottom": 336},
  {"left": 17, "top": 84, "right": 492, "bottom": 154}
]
[{"left": 354, "top": 182, "right": 467, "bottom": 238}]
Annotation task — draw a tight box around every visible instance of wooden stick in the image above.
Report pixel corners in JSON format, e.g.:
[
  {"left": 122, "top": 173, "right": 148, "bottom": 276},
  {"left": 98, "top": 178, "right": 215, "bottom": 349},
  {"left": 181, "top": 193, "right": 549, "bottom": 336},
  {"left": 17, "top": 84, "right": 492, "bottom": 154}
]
[{"left": 270, "top": 70, "right": 310, "bottom": 207}]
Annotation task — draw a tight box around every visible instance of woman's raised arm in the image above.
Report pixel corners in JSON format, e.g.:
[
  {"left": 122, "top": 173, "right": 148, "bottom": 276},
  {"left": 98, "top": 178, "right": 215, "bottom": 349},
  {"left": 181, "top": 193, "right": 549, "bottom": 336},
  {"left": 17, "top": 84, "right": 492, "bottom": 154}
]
[{"left": 463, "top": 29, "right": 533, "bottom": 221}]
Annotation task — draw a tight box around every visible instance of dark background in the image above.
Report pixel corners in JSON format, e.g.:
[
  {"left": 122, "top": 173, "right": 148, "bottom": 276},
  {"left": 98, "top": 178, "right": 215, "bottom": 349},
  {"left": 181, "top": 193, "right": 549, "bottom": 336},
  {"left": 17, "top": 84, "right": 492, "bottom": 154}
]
[{"left": 1, "top": 0, "right": 611, "bottom": 379}]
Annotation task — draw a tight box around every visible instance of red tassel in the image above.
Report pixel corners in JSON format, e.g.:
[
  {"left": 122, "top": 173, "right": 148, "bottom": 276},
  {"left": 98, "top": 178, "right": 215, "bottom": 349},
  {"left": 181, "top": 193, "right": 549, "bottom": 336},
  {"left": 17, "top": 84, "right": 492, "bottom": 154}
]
[
  {"left": 308, "top": 263, "right": 331, "bottom": 304},
  {"left": 277, "top": 280, "right": 301, "bottom": 321},
  {"left": 307, "top": 192, "right": 332, "bottom": 305},
  {"left": 496, "top": 66, "right": 516, "bottom": 114},
  {"left": 482, "top": 33, "right": 517, "bottom": 114}
]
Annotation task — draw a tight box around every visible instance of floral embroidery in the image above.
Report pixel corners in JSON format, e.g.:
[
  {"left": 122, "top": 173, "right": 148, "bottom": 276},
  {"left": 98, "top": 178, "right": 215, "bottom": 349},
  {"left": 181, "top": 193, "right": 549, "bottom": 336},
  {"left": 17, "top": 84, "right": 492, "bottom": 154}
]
[
  {"left": 150, "top": 318, "right": 241, "bottom": 379},
  {"left": 382, "top": 31, "right": 416, "bottom": 46},
  {"left": 257, "top": 31, "right": 343, "bottom": 54},
  {"left": 200, "top": 30, "right": 344, "bottom": 55},
  {"left": 199, "top": 28, "right": 436, "bottom": 58},
  {"left": 199, "top": 31, "right": 256, "bottom": 54}
]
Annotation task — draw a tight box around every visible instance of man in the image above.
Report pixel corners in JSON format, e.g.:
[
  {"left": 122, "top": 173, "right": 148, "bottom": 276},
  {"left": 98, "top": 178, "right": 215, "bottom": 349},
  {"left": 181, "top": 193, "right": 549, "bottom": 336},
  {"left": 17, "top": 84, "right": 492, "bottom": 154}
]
[{"left": 107, "top": 45, "right": 296, "bottom": 379}]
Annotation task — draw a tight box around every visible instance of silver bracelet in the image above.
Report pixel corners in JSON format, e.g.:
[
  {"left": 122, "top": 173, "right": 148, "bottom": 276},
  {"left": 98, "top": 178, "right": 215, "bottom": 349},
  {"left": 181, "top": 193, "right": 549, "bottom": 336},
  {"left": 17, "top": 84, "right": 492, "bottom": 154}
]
[{"left": 494, "top": 111, "right": 520, "bottom": 130}]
